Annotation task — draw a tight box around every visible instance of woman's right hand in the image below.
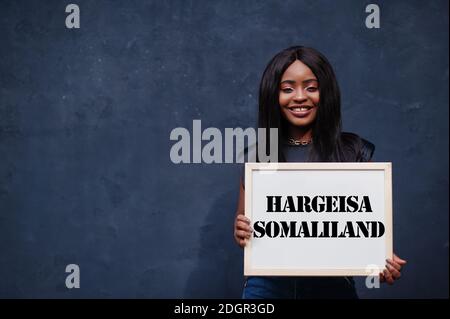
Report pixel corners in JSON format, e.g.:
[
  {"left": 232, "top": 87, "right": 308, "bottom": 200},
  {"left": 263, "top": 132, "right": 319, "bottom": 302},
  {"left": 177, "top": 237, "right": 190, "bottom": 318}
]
[{"left": 234, "top": 214, "right": 253, "bottom": 248}]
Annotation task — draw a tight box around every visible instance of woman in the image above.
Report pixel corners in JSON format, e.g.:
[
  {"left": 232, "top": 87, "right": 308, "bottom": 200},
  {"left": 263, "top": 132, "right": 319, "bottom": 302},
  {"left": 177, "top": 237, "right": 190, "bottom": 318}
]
[{"left": 234, "top": 46, "right": 406, "bottom": 299}]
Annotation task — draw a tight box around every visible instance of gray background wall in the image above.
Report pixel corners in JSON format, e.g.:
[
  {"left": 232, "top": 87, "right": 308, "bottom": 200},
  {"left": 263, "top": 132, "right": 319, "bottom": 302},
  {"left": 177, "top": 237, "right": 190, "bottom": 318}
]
[{"left": 0, "top": 0, "right": 448, "bottom": 298}]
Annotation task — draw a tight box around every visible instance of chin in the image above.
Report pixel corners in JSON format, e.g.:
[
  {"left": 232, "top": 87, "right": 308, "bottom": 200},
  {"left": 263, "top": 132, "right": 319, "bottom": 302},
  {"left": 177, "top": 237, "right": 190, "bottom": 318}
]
[{"left": 285, "top": 116, "right": 316, "bottom": 128}]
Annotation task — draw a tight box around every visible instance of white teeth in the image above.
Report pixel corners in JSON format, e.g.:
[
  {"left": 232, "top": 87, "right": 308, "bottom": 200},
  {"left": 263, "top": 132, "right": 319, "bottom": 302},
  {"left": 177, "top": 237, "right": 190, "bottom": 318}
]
[{"left": 292, "top": 107, "right": 310, "bottom": 111}]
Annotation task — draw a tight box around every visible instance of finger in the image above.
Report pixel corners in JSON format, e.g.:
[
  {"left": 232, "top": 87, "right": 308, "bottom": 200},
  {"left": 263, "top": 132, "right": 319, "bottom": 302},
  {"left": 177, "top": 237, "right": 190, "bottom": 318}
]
[
  {"left": 238, "top": 229, "right": 251, "bottom": 238},
  {"left": 379, "top": 272, "right": 386, "bottom": 283},
  {"left": 236, "top": 221, "right": 252, "bottom": 232},
  {"left": 235, "top": 230, "right": 251, "bottom": 239},
  {"left": 383, "top": 269, "right": 394, "bottom": 285},
  {"left": 386, "top": 259, "right": 402, "bottom": 271},
  {"left": 236, "top": 215, "right": 251, "bottom": 224},
  {"left": 386, "top": 264, "right": 401, "bottom": 279},
  {"left": 239, "top": 239, "right": 246, "bottom": 248},
  {"left": 236, "top": 214, "right": 249, "bottom": 222},
  {"left": 393, "top": 254, "right": 407, "bottom": 265}
]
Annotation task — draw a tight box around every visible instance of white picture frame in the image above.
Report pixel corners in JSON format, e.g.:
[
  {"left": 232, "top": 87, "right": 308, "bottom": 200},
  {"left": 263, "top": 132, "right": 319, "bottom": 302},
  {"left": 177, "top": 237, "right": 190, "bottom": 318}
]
[{"left": 244, "top": 162, "right": 393, "bottom": 276}]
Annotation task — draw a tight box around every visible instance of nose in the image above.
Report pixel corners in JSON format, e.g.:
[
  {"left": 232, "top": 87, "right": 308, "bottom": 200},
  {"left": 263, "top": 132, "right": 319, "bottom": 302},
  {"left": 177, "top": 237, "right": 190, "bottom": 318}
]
[{"left": 293, "top": 90, "right": 307, "bottom": 103}]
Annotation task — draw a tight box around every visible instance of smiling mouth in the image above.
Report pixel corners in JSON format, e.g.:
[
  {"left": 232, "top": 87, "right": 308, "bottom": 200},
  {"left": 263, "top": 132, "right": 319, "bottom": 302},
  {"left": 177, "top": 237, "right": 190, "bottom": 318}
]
[
  {"left": 288, "top": 105, "right": 314, "bottom": 111},
  {"left": 285, "top": 105, "right": 315, "bottom": 118}
]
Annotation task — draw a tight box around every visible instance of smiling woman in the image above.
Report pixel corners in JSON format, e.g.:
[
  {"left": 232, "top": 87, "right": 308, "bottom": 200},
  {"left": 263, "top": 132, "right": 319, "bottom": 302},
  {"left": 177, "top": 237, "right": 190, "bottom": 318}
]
[
  {"left": 257, "top": 46, "right": 347, "bottom": 163},
  {"left": 233, "top": 46, "right": 407, "bottom": 298},
  {"left": 278, "top": 61, "right": 320, "bottom": 133}
]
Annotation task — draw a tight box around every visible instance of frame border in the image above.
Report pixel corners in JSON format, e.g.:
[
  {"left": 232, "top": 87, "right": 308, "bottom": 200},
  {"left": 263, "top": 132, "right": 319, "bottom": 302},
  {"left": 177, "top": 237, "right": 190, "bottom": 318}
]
[{"left": 244, "top": 162, "right": 393, "bottom": 276}]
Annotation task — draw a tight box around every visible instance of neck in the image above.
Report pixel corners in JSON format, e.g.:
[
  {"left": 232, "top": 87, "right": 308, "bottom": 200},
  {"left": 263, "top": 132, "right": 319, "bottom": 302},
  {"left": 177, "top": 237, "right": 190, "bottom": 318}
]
[{"left": 286, "top": 125, "right": 313, "bottom": 142}]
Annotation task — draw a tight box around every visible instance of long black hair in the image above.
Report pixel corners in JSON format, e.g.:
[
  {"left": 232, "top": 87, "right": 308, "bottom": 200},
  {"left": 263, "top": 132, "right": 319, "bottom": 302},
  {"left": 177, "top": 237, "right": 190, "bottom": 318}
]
[{"left": 258, "top": 46, "right": 364, "bottom": 162}]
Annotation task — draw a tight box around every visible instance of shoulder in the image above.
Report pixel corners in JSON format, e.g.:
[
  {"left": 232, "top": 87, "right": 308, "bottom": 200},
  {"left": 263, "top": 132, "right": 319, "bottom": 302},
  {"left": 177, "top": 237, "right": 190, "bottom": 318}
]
[{"left": 340, "top": 132, "right": 375, "bottom": 162}]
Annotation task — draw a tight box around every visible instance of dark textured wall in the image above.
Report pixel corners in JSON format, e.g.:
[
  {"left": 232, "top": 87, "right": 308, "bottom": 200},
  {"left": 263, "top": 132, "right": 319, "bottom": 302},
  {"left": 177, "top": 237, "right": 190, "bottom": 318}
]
[{"left": 0, "top": 0, "right": 448, "bottom": 298}]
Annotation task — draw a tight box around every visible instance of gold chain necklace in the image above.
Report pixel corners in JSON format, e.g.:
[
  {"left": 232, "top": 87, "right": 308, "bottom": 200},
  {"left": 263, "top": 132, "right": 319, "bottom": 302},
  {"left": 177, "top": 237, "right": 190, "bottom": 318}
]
[{"left": 286, "top": 137, "right": 313, "bottom": 146}]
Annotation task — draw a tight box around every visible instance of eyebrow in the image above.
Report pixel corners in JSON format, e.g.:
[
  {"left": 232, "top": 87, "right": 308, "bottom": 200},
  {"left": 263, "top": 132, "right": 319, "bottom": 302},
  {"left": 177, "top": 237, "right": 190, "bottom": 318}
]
[{"left": 280, "top": 79, "right": 318, "bottom": 85}]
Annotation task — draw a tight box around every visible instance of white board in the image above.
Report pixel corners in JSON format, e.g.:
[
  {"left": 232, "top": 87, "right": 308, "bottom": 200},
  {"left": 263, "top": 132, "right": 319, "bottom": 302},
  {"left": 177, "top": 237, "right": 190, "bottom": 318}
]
[{"left": 244, "top": 162, "right": 393, "bottom": 276}]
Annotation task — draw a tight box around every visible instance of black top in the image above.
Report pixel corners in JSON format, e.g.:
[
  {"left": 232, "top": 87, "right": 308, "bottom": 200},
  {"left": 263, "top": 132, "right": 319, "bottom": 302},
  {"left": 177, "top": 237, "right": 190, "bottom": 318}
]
[
  {"left": 240, "top": 143, "right": 312, "bottom": 187},
  {"left": 240, "top": 133, "right": 375, "bottom": 187}
]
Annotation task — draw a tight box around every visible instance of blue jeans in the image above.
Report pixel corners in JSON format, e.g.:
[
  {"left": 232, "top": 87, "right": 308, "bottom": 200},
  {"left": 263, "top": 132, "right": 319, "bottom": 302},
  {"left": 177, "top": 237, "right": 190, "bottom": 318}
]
[{"left": 242, "top": 276, "right": 358, "bottom": 299}]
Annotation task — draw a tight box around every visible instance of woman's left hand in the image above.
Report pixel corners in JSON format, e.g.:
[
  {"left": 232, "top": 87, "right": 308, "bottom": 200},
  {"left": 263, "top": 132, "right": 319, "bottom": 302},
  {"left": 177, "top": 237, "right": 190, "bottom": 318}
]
[{"left": 380, "top": 253, "right": 407, "bottom": 285}]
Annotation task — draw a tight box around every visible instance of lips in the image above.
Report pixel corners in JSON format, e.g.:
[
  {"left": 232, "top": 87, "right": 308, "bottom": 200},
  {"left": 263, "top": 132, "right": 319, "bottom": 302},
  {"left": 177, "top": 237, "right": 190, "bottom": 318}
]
[{"left": 286, "top": 105, "right": 315, "bottom": 118}]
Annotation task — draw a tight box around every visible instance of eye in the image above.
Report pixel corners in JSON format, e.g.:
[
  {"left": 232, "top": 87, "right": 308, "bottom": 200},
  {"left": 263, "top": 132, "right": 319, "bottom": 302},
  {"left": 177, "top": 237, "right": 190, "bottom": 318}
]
[
  {"left": 281, "top": 88, "right": 294, "bottom": 93},
  {"left": 306, "top": 87, "right": 318, "bottom": 92}
]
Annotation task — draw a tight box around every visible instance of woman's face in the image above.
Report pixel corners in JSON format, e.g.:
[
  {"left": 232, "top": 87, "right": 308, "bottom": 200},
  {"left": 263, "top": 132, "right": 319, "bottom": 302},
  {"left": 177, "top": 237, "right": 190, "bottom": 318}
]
[{"left": 279, "top": 60, "right": 319, "bottom": 128}]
